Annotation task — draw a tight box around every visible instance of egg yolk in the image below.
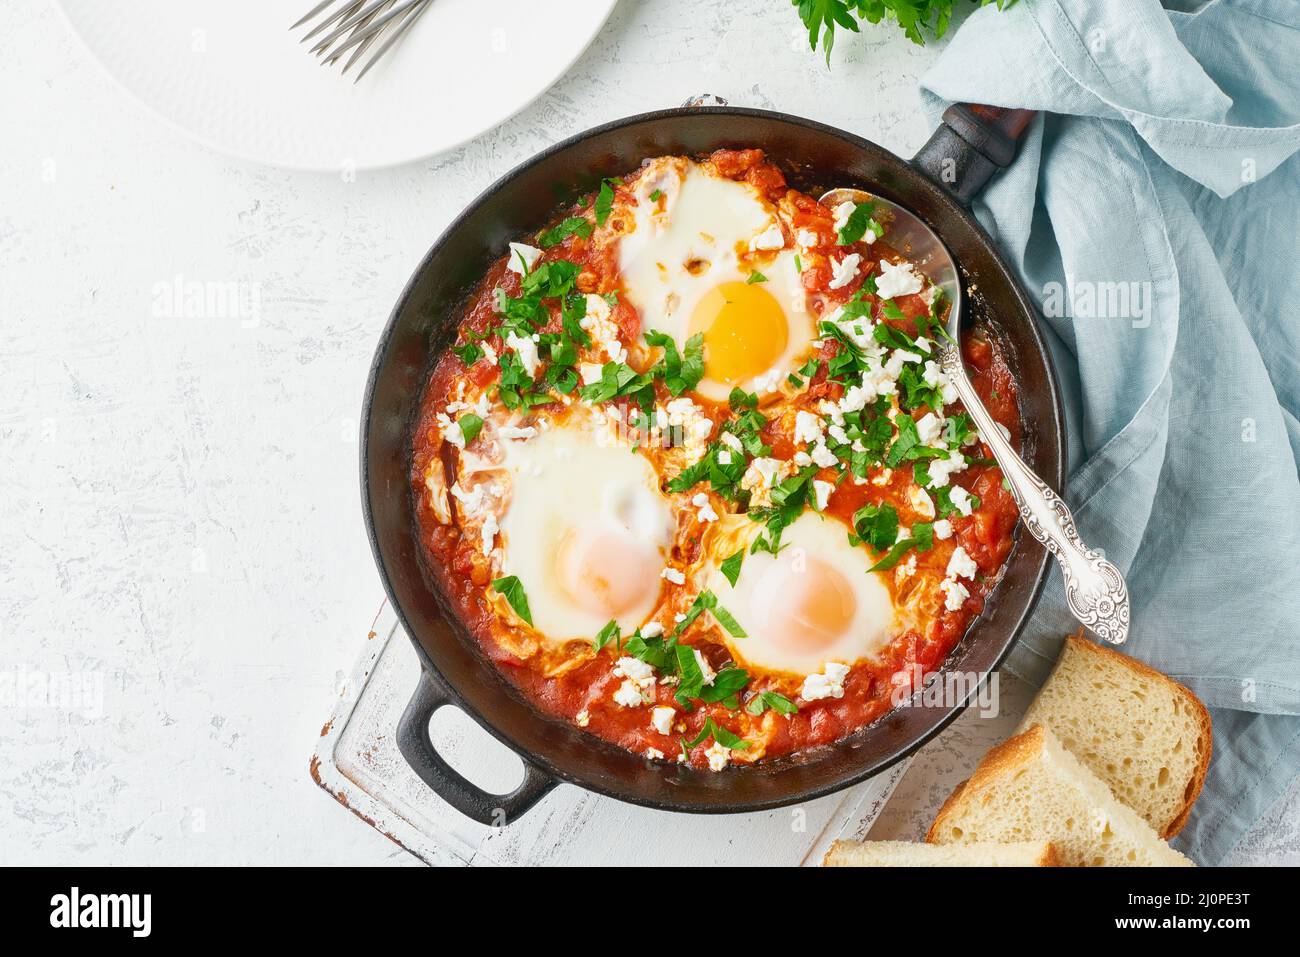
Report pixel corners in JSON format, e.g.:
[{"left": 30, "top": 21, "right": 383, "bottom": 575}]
[
  {"left": 754, "top": 556, "right": 857, "bottom": 652},
  {"left": 556, "top": 526, "right": 662, "bottom": 618},
  {"left": 690, "top": 280, "right": 788, "bottom": 385}
]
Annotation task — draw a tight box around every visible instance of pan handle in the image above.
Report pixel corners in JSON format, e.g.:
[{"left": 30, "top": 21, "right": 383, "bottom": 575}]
[
  {"left": 910, "top": 104, "right": 1037, "bottom": 206},
  {"left": 396, "top": 668, "right": 557, "bottom": 826}
]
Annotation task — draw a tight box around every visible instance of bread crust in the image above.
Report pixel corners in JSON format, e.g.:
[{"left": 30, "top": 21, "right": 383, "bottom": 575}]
[
  {"left": 1057, "top": 635, "right": 1213, "bottom": 838},
  {"left": 926, "top": 726, "right": 1048, "bottom": 844}
]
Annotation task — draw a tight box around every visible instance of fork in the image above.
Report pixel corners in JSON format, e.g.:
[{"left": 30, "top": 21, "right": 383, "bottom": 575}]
[{"left": 290, "top": 0, "right": 434, "bottom": 82}]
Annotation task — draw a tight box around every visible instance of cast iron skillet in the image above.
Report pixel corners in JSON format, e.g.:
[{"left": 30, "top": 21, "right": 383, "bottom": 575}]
[{"left": 362, "top": 103, "right": 1063, "bottom": 825}]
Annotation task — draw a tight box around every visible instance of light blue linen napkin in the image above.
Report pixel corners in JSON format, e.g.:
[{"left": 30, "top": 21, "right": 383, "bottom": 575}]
[{"left": 920, "top": 0, "right": 1300, "bottom": 863}]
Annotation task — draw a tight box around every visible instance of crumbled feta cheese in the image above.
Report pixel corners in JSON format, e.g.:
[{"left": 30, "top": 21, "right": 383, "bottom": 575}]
[
  {"left": 933, "top": 518, "right": 953, "bottom": 540},
  {"left": 693, "top": 649, "right": 716, "bottom": 686},
  {"left": 751, "top": 367, "right": 785, "bottom": 394},
  {"left": 616, "top": 656, "right": 655, "bottom": 683},
  {"left": 946, "top": 546, "right": 978, "bottom": 581},
  {"left": 719, "top": 432, "right": 743, "bottom": 452},
  {"left": 813, "top": 479, "right": 835, "bottom": 511},
  {"left": 749, "top": 222, "right": 785, "bottom": 251},
  {"left": 793, "top": 451, "right": 813, "bottom": 467},
  {"left": 810, "top": 442, "right": 838, "bottom": 468},
  {"left": 794, "top": 410, "right": 824, "bottom": 446},
  {"left": 661, "top": 567, "right": 686, "bottom": 586},
  {"left": 796, "top": 228, "right": 820, "bottom": 248},
  {"left": 705, "top": 741, "right": 731, "bottom": 772},
  {"left": 580, "top": 293, "right": 627, "bottom": 364},
  {"left": 827, "top": 423, "right": 850, "bottom": 446},
  {"left": 940, "top": 577, "right": 970, "bottom": 611},
  {"left": 829, "top": 253, "right": 863, "bottom": 290},
  {"left": 875, "top": 259, "right": 923, "bottom": 299},
  {"left": 896, "top": 525, "right": 911, "bottom": 543},
  {"left": 613, "top": 680, "right": 645, "bottom": 708},
  {"left": 480, "top": 513, "right": 499, "bottom": 553},
  {"left": 872, "top": 468, "right": 893, "bottom": 486},
  {"left": 915, "top": 412, "right": 944, "bottom": 446},
  {"left": 579, "top": 362, "right": 605, "bottom": 385},
  {"left": 506, "top": 242, "right": 542, "bottom": 275},
  {"left": 909, "top": 485, "right": 936, "bottom": 519},
  {"left": 949, "top": 485, "right": 976, "bottom": 517},
  {"left": 645, "top": 748, "right": 666, "bottom": 761},
  {"left": 505, "top": 333, "right": 540, "bottom": 376},
  {"left": 884, "top": 349, "right": 922, "bottom": 379},
  {"left": 801, "top": 661, "right": 851, "bottom": 701},
  {"left": 692, "top": 492, "right": 719, "bottom": 523},
  {"left": 663, "top": 397, "right": 713, "bottom": 458},
  {"left": 650, "top": 707, "right": 675, "bottom": 736},
  {"left": 926, "top": 452, "right": 968, "bottom": 488},
  {"left": 450, "top": 481, "right": 485, "bottom": 515},
  {"left": 498, "top": 425, "right": 538, "bottom": 441},
  {"left": 640, "top": 621, "right": 664, "bottom": 638},
  {"left": 613, "top": 656, "right": 657, "bottom": 707},
  {"left": 717, "top": 449, "right": 732, "bottom": 465},
  {"left": 742, "top": 456, "right": 790, "bottom": 506},
  {"left": 832, "top": 201, "right": 856, "bottom": 234},
  {"left": 575, "top": 709, "right": 590, "bottom": 727}
]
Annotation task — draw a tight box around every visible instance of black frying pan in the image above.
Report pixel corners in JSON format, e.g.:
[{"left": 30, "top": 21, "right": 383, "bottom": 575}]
[{"left": 362, "top": 104, "right": 1063, "bottom": 826}]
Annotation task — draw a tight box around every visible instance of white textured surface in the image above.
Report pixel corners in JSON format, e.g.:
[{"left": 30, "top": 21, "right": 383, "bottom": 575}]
[
  {"left": 0, "top": 0, "right": 942, "bottom": 866},
  {"left": 6, "top": 0, "right": 1293, "bottom": 866}
]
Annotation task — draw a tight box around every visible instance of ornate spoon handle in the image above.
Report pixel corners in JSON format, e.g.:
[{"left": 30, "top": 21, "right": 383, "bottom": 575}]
[{"left": 940, "top": 346, "right": 1131, "bottom": 644}]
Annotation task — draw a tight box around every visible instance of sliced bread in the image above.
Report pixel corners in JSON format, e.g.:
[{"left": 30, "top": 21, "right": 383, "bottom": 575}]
[
  {"left": 824, "top": 839, "right": 1059, "bottom": 867},
  {"left": 1018, "top": 634, "right": 1211, "bottom": 838},
  {"left": 927, "top": 725, "right": 1193, "bottom": 867}
]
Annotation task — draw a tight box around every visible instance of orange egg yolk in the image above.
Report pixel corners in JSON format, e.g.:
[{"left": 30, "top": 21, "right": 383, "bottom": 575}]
[
  {"left": 556, "top": 526, "right": 661, "bottom": 618},
  {"left": 690, "top": 280, "right": 788, "bottom": 385},
  {"left": 754, "top": 555, "right": 857, "bottom": 652}
]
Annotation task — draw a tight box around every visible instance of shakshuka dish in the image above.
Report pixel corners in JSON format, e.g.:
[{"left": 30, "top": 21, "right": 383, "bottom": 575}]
[{"left": 411, "top": 149, "right": 1021, "bottom": 772}]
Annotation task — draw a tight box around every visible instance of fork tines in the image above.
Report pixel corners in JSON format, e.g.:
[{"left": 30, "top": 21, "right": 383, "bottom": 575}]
[{"left": 291, "top": 0, "right": 433, "bottom": 82}]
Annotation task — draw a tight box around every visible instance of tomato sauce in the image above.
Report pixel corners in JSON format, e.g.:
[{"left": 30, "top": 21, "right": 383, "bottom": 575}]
[{"left": 409, "top": 149, "right": 1022, "bottom": 769}]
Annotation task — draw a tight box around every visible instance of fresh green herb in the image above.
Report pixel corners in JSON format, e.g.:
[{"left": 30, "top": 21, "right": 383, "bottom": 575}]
[
  {"left": 593, "top": 619, "right": 620, "bottom": 652},
  {"left": 457, "top": 413, "right": 484, "bottom": 446},
  {"left": 594, "top": 178, "right": 618, "bottom": 226},
  {"left": 684, "top": 716, "right": 750, "bottom": 751},
  {"left": 747, "top": 270, "right": 768, "bottom": 284},
  {"left": 745, "top": 691, "right": 799, "bottom": 716},
  {"left": 644, "top": 329, "right": 705, "bottom": 396},
  {"left": 868, "top": 522, "right": 935, "bottom": 571},
  {"left": 675, "top": 590, "right": 747, "bottom": 639},
  {"left": 836, "top": 201, "right": 883, "bottom": 245},
  {"left": 537, "top": 216, "right": 593, "bottom": 248},
  {"left": 578, "top": 361, "right": 655, "bottom": 408},
  {"left": 649, "top": 188, "right": 664, "bottom": 203},
  {"left": 851, "top": 502, "right": 899, "bottom": 551},
  {"left": 792, "top": 0, "right": 1017, "bottom": 65},
  {"left": 720, "top": 549, "right": 745, "bottom": 588},
  {"left": 794, "top": 253, "right": 803, "bottom": 272},
  {"left": 452, "top": 342, "right": 484, "bottom": 366},
  {"left": 491, "top": 575, "right": 533, "bottom": 626}
]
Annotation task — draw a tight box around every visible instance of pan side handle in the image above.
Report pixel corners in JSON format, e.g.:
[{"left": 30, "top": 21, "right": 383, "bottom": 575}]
[
  {"left": 397, "top": 669, "right": 557, "bottom": 827},
  {"left": 911, "top": 104, "right": 1038, "bottom": 206}
]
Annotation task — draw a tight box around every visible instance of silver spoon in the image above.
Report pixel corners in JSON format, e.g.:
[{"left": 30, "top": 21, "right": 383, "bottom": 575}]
[{"left": 821, "top": 188, "right": 1131, "bottom": 644}]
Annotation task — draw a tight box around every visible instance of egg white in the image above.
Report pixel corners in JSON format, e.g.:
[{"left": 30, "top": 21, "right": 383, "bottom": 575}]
[
  {"left": 493, "top": 416, "right": 675, "bottom": 645},
  {"left": 616, "top": 158, "right": 818, "bottom": 400},
  {"left": 701, "top": 511, "right": 897, "bottom": 677}
]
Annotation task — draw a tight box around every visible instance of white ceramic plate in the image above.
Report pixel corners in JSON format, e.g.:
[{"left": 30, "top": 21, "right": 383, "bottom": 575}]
[{"left": 55, "top": 0, "right": 617, "bottom": 171}]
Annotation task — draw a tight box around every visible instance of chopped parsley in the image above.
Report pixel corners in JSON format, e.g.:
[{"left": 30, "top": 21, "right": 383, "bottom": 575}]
[
  {"left": 456, "top": 412, "right": 484, "bottom": 445},
  {"left": 490, "top": 576, "right": 533, "bottom": 626},
  {"left": 836, "top": 201, "right": 884, "bottom": 246},
  {"left": 747, "top": 270, "right": 768, "bottom": 284},
  {"left": 745, "top": 691, "right": 798, "bottom": 716},
  {"left": 537, "top": 216, "right": 593, "bottom": 248}
]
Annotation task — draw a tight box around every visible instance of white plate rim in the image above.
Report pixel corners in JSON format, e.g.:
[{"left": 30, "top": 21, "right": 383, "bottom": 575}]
[{"left": 51, "top": 0, "right": 619, "bottom": 173}]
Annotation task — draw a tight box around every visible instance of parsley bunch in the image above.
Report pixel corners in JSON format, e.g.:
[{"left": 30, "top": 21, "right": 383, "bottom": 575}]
[{"left": 792, "top": 0, "right": 1017, "bottom": 65}]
